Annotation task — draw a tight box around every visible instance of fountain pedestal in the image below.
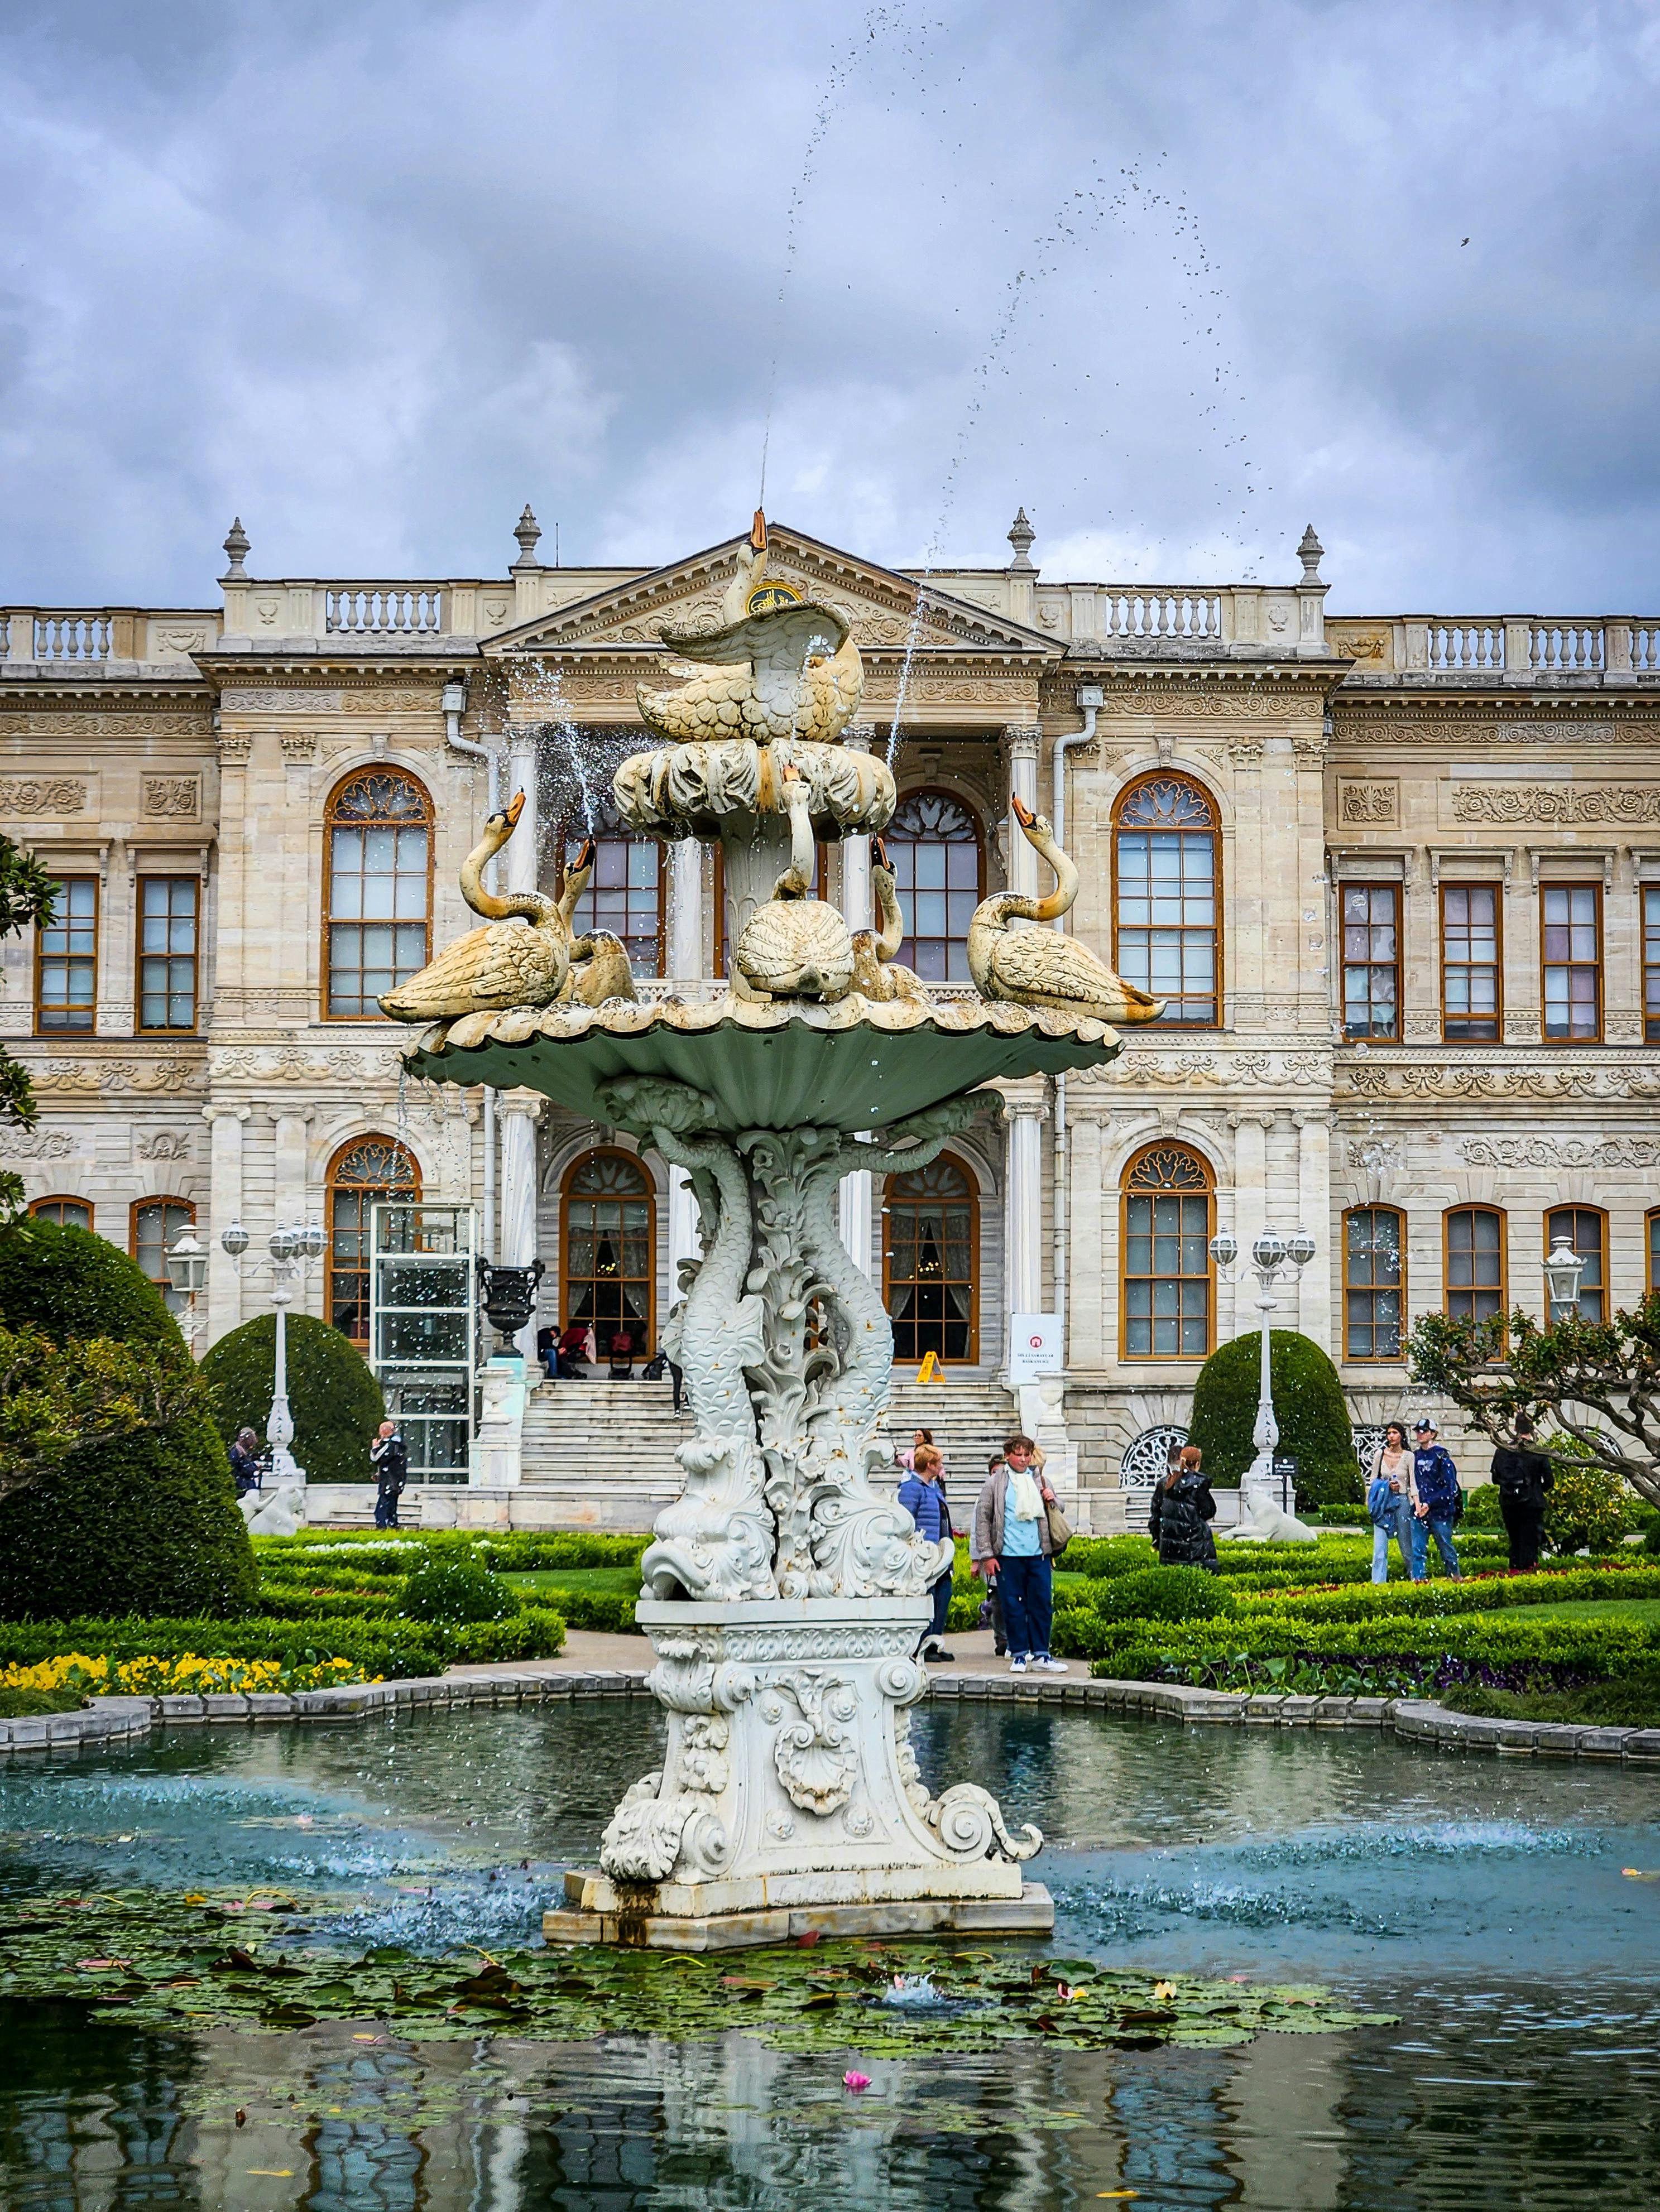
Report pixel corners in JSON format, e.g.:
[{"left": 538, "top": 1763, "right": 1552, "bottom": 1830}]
[{"left": 544, "top": 1598, "right": 1052, "bottom": 1950}]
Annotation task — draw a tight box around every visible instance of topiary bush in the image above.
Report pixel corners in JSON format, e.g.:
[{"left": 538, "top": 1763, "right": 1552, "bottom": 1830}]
[
  {"left": 0, "top": 1220, "right": 257, "bottom": 1620},
  {"left": 399, "top": 1559, "right": 522, "bottom": 1627},
  {"left": 1090, "top": 1565, "right": 1235, "bottom": 1624},
  {"left": 1062, "top": 1536, "right": 1158, "bottom": 1578},
  {"left": 1188, "top": 1329, "right": 1361, "bottom": 1507},
  {"left": 201, "top": 1314, "right": 385, "bottom": 1488},
  {"left": 1542, "top": 1441, "right": 1629, "bottom": 1556}
]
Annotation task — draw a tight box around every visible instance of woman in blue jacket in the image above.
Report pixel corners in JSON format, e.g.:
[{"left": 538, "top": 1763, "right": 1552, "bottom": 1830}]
[{"left": 898, "top": 1443, "right": 954, "bottom": 1661}]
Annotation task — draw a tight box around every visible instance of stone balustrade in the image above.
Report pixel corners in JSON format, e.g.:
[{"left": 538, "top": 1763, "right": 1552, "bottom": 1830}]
[{"left": 1330, "top": 613, "right": 1660, "bottom": 678}]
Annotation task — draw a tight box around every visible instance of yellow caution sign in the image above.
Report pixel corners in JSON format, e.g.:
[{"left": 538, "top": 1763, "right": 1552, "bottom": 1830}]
[{"left": 915, "top": 1349, "right": 945, "bottom": 1385}]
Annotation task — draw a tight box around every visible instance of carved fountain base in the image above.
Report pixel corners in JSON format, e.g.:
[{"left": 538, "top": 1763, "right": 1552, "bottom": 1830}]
[{"left": 544, "top": 1600, "right": 1053, "bottom": 1951}]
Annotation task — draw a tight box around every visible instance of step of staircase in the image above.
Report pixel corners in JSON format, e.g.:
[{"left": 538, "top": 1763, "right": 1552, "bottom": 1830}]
[
  {"left": 521, "top": 1378, "right": 693, "bottom": 1489},
  {"left": 882, "top": 1377, "right": 1019, "bottom": 1492}
]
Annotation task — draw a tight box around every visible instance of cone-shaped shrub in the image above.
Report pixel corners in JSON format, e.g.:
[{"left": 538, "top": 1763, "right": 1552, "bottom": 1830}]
[{"left": 1187, "top": 1329, "right": 1361, "bottom": 1507}]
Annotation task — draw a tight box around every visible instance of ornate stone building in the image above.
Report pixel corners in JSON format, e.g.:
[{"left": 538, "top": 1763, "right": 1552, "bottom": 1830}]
[{"left": 4, "top": 510, "right": 1657, "bottom": 1522}]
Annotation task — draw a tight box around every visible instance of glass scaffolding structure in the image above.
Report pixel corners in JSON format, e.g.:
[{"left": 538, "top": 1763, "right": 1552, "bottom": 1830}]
[{"left": 368, "top": 1201, "right": 478, "bottom": 1483}]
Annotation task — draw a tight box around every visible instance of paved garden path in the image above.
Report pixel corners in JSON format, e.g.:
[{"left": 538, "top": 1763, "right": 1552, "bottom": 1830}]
[{"left": 450, "top": 1628, "right": 1011, "bottom": 1680}]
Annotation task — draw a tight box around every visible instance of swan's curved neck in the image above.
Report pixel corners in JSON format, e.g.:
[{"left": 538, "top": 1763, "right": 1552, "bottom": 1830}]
[
  {"left": 1019, "top": 823, "right": 1078, "bottom": 924},
  {"left": 775, "top": 782, "right": 816, "bottom": 898},
  {"left": 871, "top": 867, "right": 905, "bottom": 959},
  {"left": 460, "top": 818, "right": 544, "bottom": 922}
]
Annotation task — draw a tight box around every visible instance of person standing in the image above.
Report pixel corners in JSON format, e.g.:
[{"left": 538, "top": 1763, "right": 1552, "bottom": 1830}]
[
  {"left": 971, "top": 1435, "right": 1068, "bottom": 1676},
  {"left": 1367, "top": 1423, "right": 1417, "bottom": 1583},
  {"left": 1148, "top": 1444, "right": 1217, "bottom": 1569},
  {"left": 1491, "top": 1415, "right": 1554, "bottom": 1573},
  {"left": 976, "top": 1452, "right": 1009, "bottom": 1656},
  {"left": 898, "top": 1441, "right": 954, "bottom": 1661},
  {"left": 370, "top": 1418, "right": 407, "bottom": 1529},
  {"left": 228, "top": 1427, "right": 262, "bottom": 1499},
  {"left": 1410, "top": 1418, "right": 1462, "bottom": 1580}
]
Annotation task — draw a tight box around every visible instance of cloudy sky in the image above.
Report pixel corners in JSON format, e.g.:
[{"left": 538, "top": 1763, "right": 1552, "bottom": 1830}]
[{"left": 2, "top": 0, "right": 1657, "bottom": 613}]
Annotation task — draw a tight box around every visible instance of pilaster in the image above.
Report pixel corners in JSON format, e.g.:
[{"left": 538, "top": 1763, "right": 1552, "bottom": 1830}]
[
  {"left": 1294, "top": 1110, "right": 1333, "bottom": 1349},
  {"left": 1002, "top": 1090, "right": 1048, "bottom": 1331},
  {"left": 1000, "top": 727, "right": 1041, "bottom": 903},
  {"left": 202, "top": 1103, "right": 248, "bottom": 1345},
  {"left": 497, "top": 1088, "right": 546, "bottom": 1360}
]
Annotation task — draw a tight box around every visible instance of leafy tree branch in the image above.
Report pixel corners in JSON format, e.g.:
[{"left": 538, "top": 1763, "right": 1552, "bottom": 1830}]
[{"left": 0, "top": 1322, "right": 213, "bottom": 1500}]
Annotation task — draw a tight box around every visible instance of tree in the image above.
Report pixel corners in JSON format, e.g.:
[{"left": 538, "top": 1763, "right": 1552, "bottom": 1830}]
[
  {"left": 1187, "top": 1329, "right": 1361, "bottom": 1506},
  {"left": 0, "top": 1321, "right": 209, "bottom": 1501},
  {"left": 0, "top": 835, "right": 61, "bottom": 1222},
  {"left": 1409, "top": 1297, "right": 1660, "bottom": 1512}
]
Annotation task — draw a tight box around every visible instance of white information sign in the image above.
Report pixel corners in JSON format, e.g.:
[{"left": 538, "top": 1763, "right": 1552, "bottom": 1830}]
[{"left": 1007, "top": 1312, "right": 1063, "bottom": 1382}]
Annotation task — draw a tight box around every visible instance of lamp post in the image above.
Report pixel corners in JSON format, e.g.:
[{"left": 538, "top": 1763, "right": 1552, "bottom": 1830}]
[
  {"left": 1209, "top": 1223, "right": 1318, "bottom": 1533},
  {"left": 1543, "top": 1237, "right": 1587, "bottom": 1326},
  {"left": 164, "top": 1230, "right": 210, "bottom": 1354},
  {"left": 220, "top": 1218, "right": 327, "bottom": 1485}
]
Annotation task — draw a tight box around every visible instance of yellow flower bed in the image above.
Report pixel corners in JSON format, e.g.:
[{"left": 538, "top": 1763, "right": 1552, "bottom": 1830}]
[{"left": 0, "top": 1653, "right": 371, "bottom": 1698}]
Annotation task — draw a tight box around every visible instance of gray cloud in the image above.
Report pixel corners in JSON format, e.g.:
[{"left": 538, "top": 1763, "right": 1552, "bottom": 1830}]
[{"left": 1, "top": 0, "right": 1657, "bottom": 612}]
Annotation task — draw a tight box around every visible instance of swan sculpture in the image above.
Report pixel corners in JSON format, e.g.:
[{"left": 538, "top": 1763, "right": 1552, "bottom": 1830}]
[
  {"left": 966, "top": 795, "right": 1165, "bottom": 1025},
  {"left": 554, "top": 843, "right": 639, "bottom": 1008},
  {"left": 733, "top": 766, "right": 855, "bottom": 1001},
  {"left": 378, "top": 792, "right": 575, "bottom": 1021},
  {"left": 849, "top": 837, "right": 929, "bottom": 1004}
]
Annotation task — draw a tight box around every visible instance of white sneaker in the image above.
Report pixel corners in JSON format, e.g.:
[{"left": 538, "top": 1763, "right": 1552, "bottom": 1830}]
[
  {"left": 1009, "top": 1656, "right": 1028, "bottom": 1674},
  {"left": 1031, "top": 1656, "right": 1068, "bottom": 1674}
]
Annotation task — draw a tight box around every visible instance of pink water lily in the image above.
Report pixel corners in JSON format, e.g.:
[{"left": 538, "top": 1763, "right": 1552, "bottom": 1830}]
[{"left": 843, "top": 2071, "right": 871, "bottom": 2092}]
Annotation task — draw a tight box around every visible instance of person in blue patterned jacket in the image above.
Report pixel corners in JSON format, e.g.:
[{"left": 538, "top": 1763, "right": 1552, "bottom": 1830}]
[{"left": 1410, "top": 1418, "right": 1463, "bottom": 1580}]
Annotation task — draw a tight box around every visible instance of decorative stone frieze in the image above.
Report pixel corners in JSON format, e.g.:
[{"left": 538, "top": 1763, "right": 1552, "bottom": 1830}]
[
  {"left": 1451, "top": 783, "right": 1660, "bottom": 824},
  {"left": 0, "top": 775, "right": 88, "bottom": 814},
  {"left": 1338, "top": 777, "right": 1399, "bottom": 825},
  {"left": 1460, "top": 1135, "right": 1660, "bottom": 1170},
  {"left": 140, "top": 774, "right": 201, "bottom": 819}
]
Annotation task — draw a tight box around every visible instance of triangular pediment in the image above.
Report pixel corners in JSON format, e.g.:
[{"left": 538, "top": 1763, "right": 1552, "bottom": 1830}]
[{"left": 484, "top": 525, "right": 1061, "bottom": 660}]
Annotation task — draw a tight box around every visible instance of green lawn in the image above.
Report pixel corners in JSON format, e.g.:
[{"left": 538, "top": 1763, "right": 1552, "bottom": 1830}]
[
  {"left": 499, "top": 1567, "right": 642, "bottom": 1598},
  {"left": 1497, "top": 1595, "right": 1660, "bottom": 1626}
]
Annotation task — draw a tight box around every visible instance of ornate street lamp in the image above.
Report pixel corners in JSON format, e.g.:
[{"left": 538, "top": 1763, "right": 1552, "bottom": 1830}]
[
  {"left": 1210, "top": 1223, "right": 1318, "bottom": 1525},
  {"left": 1543, "top": 1238, "right": 1587, "bottom": 1325},
  {"left": 220, "top": 1219, "right": 327, "bottom": 1485},
  {"left": 164, "top": 1230, "right": 209, "bottom": 1353}
]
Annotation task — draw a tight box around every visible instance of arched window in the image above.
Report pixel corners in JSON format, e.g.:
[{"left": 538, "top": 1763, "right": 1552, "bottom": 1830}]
[
  {"left": 324, "top": 770, "right": 431, "bottom": 1017},
  {"left": 327, "top": 1136, "right": 419, "bottom": 1344},
  {"left": 132, "top": 1198, "right": 195, "bottom": 1314},
  {"left": 884, "top": 1153, "right": 978, "bottom": 1364},
  {"left": 1443, "top": 1206, "right": 1505, "bottom": 1327},
  {"left": 1544, "top": 1205, "right": 1606, "bottom": 1323},
  {"left": 555, "top": 795, "right": 665, "bottom": 977},
  {"left": 883, "top": 791, "right": 985, "bottom": 984},
  {"left": 29, "top": 1195, "right": 91, "bottom": 1230},
  {"left": 1120, "top": 1145, "right": 1213, "bottom": 1359},
  {"left": 1112, "top": 775, "right": 1220, "bottom": 1026},
  {"left": 560, "top": 1150, "right": 654, "bottom": 1356},
  {"left": 1344, "top": 1206, "right": 1406, "bottom": 1360}
]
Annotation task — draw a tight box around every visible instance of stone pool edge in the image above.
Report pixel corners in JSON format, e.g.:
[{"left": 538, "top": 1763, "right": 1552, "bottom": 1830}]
[{"left": 3, "top": 1668, "right": 1659, "bottom": 1764}]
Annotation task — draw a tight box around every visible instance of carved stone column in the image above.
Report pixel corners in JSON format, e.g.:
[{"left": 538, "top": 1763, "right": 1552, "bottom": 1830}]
[
  {"left": 1000, "top": 726, "right": 1042, "bottom": 903},
  {"left": 273, "top": 1108, "right": 315, "bottom": 1314},
  {"left": 1227, "top": 1113, "right": 1274, "bottom": 1345},
  {"left": 497, "top": 1088, "right": 545, "bottom": 1362},
  {"left": 505, "top": 726, "right": 539, "bottom": 902},
  {"left": 1002, "top": 1090, "right": 1047, "bottom": 1331},
  {"left": 1067, "top": 1108, "right": 1105, "bottom": 1368},
  {"left": 668, "top": 836, "right": 703, "bottom": 984},
  {"left": 836, "top": 746, "right": 875, "bottom": 1278},
  {"left": 1294, "top": 1110, "right": 1333, "bottom": 1349},
  {"left": 202, "top": 1103, "right": 248, "bottom": 1347}
]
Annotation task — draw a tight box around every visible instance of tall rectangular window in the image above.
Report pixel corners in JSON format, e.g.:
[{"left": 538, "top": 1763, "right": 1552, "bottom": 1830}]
[
  {"left": 1644, "top": 887, "right": 1660, "bottom": 1043},
  {"left": 1541, "top": 883, "right": 1601, "bottom": 1040},
  {"left": 1341, "top": 885, "right": 1399, "bottom": 1038},
  {"left": 1441, "top": 884, "right": 1500, "bottom": 1040},
  {"left": 1114, "top": 778, "right": 1220, "bottom": 1027},
  {"left": 136, "top": 877, "right": 199, "bottom": 1032},
  {"left": 36, "top": 876, "right": 97, "bottom": 1033},
  {"left": 1545, "top": 1206, "right": 1605, "bottom": 1323},
  {"left": 1444, "top": 1206, "right": 1505, "bottom": 1325},
  {"left": 1344, "top": 1207, "right": 1405, "bottom": 1359}
]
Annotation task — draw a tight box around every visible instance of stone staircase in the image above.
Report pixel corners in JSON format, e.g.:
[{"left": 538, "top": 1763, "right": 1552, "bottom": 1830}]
[
  {"left": 515, "top": 1378, "right": 694, "bottom": 1528},
  {"left": 881, "top": 1377, "right": 1020, "bottom": 1496}
]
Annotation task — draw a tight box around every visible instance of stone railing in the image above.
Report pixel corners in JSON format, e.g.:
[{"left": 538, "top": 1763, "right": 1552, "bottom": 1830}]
[
  {"left": 1329, "top": 615, "right": 1660, "bottom": 677},
  {"left": 1, "top": 609, "right": 223, "bottom": 664},
  {"left": 1028, "top": 580, "right": 1327, "bottom": 656},
  {"left": 325, "top": 585, "right": 449, "bottom": 637}
]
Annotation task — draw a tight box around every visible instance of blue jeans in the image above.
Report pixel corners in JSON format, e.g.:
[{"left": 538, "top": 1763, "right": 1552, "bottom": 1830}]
[
  {"left": 997, "top": 1553, "right": 1053, "bottom": 1660},
  {"left": 1412, "top": 1513, "right": 1460, "bottom": 1579},
  {"left": 1371, "top": 1503, "right": 1413, "bottom": 1581},
  {"left": 920, "top": 1572, "right": 952, "bottom": 1650}
]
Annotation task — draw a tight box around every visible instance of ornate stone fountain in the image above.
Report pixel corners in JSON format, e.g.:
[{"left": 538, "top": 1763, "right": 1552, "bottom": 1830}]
[{"left": 392, "top": 521, "right": 1155, "bottom": 1947}]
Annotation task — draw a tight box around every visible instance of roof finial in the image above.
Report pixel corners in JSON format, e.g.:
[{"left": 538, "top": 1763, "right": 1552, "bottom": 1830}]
[
  {"left": 750, "top": 508, "right": 768, "bottom": 552},
  {"left": 220, "top": 516, "right": 250, "bottom": 580},
  {"left": 1297, "top": 523, "right": 1324, "bottom": 585},
  {"left": 1006, "top": 506, "right": 1037, "bottom": 573},
  {"left": 512, "top": 503, "right": 544, "bottom": 570}
]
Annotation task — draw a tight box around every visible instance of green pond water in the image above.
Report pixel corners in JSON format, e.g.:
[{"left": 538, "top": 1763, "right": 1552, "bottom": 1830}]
[{"left": 1, "top": 1700, "right": 1657, "bottom": 2209}]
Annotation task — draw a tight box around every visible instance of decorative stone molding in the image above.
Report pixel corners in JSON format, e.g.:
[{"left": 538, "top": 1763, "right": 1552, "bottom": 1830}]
[
  {"left": 1451, "top": 784, "right": 1660, "bottom": 825},
  {"left": 216, "top": 734, "right": 252, "bottom": 763},
  {"left": 279, "top": 734, "right": 318, "bottom": 764},
  {"left": 1460, "top": 1134, "right": 1660, "bottom": 1170},
  {"left": 140, "top": 774, "right": 201, "bottom": 820},
  {"left": 219, "top": 689, "right": 343, "bottom": 713},
  {"left": 1402, "top": 1011, "right": 1441, "bottom": 1040},
  {"left": 1338, "top": 778, "right": 1399, "bottom": 825},
  {"left": 0, "top": 1127, "right": 74, "bottom": 1160},
  {"left": 1494, "top": 720, "right": 1615, "bottom": 745},
  {"left": 136, "top": 1129, "right": 193, "bottom": 1161},
  {"left": 0, "top": 775, "right": 88, "bottom": 815},
  {"left": 0, "top": 713, "right": 208, "bottom": 739},
  {"left": 1344, "top": 1060, "right": 1660, "bottom": 1103},
  {"left": 27, "top": 1055, "right": 202, "bottom": 1095}
]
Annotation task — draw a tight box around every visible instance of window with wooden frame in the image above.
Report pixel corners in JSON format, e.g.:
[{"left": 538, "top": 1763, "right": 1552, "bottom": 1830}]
[
  {"left": 35, "top": 876, "right": 98, "bottom": 1033},
  {"left": 1541, "top": 883, "right": 1601, "bottom": 1041},
  {"left": 1340, "top": 885, "right": 1399, "bottom": 1038},
  {"left": 29, "top": 1195, "right": 92, "bottom": 1230},
  {"left": 553, "top": 797, "right": 665, "bottom": 978},
  {"left": 1440, "top": 884, "right": 1500, "bottom": 1041},
  {"left": 1112, "top": 776, "right": 1220, "bottom": 1026},
  {"left": 1343, "top": 1206, "right": 1406, "bottom": 1360},
  {"left": 1544, "top": 1205, "right": 1606, "bottom": 1323},
  {"left": 132, "top": 1198, "right": 194, "bottom": 1313},
  {"left": 136, "top": 876, "right": 199, "bottom": 1033},
  {"left": 560, "top": 1149, "right": 656, "bottom": 1357},
  {"left": 1443, "top": 1205, "right": 1505, "bottom": 1329},
  {"left": 1643, "top": 887, "right": 1660, "bottom": 1043},
  {"left": 879, "top": 791, "right": 983, "bottom": 985},
  {"left": 1120, "top": 1144, "right": 1213, "bottom": 1359},
  {"left": 324, "top": 770, "right": 431, "bottom": 1017},
  {"left": 884, "top": 1153, "right": 978, "bottom": 1364},
  {"left": 327, "top": 1135, "right": 420, "bottom": 1344}
]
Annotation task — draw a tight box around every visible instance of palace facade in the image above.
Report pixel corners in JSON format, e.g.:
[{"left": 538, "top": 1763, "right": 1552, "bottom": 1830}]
[{"left": 4, "top": 509, "right": 1657, "bottom": 1522}]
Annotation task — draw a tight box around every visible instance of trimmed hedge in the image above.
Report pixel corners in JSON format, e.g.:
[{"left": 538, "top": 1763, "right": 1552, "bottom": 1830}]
[
  {"left": 1188, "top": 1329, "right": 1360, "bottom": 1506},
  {"left": 1062, "top": 1608, "right": 1660, "bottom": 1680},
  {"left": 201, "top": 1315, "right": 385, "bottom": 1489},
  {"left": 0, "top": 1613, "right": 449, "bottom": 1680},
  {"left": 0, "top": 1220, "right": 257, "bottom": 1621},
  {"left": 1091, "top": 1566, "right": 1234, "bottom": 1624},
  {"left": 400, "top": 1560, "right": 521, "bottom": 1627}
]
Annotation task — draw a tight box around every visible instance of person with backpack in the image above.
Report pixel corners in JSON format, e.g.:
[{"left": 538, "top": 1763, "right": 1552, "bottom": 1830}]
[
  {"left": 1148, "top": 1444, "right": 1218, "bottom": 1569},
  {"left": 898, "top": 1441, "right": 954, "bottom": 1661},
  {"left": 1410, "top": 1418, "right": 1463, "bottom": 1579},
  {"left": 1491, "top": 1413, "right": 1554, "bottom": 1573},
  {"left": 370, "top": 1419, "right": 408, "bottom": 1529},
  {"left": 1367, "top": 1422, "right": 1416, "bottom": 1582}
]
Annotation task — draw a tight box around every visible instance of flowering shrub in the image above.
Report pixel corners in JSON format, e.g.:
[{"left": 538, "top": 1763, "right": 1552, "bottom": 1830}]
[{"left": 0, "top": 1651, "right": 371, "bottom": 1698}]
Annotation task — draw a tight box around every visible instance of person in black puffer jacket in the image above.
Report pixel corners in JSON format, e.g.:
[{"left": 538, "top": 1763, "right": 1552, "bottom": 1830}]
[
  {"left": 1149, "top": 1444, "right": 1218, "bottom": 1570},
  {"left": 1490, "top": 1414, "right": 1554, "bottom": 1573}
]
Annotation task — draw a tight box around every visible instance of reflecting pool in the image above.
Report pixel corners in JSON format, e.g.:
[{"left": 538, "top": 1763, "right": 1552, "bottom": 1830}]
[{"left": 3, "top": 1702, "right": 1658, "bottom": 2209}]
